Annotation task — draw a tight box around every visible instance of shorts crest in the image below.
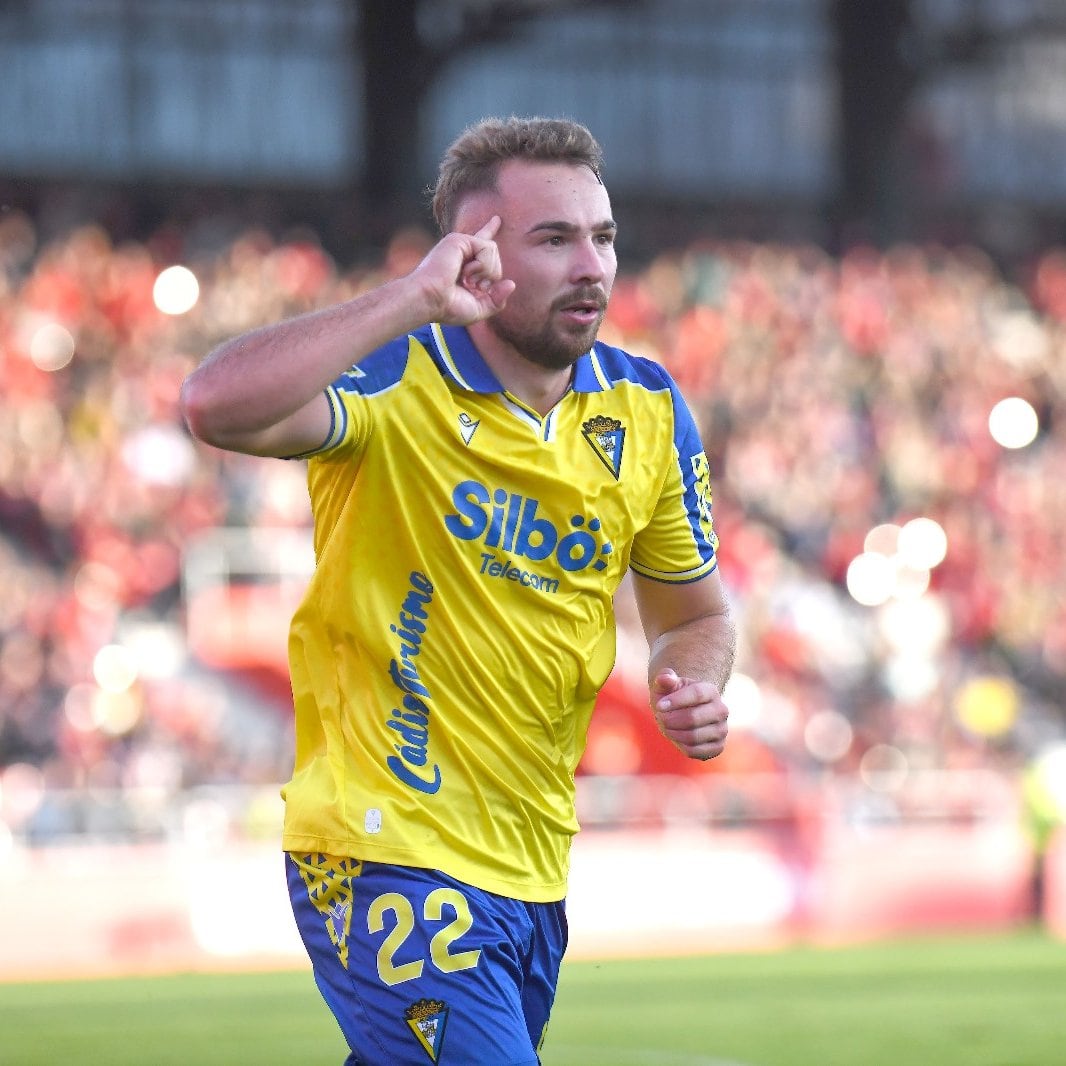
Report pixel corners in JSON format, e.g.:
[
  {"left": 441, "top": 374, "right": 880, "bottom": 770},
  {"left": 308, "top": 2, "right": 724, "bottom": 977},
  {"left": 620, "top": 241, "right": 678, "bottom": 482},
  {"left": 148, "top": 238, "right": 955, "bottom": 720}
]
[{"left": 405, "top": 997, "right": 450, "bottom": 1062}]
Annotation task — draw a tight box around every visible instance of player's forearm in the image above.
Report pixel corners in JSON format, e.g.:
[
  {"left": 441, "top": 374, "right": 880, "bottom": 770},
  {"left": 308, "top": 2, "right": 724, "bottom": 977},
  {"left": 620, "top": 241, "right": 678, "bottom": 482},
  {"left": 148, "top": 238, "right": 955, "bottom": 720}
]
[
  {"left": 180, "top": 276, "right": 429, "bottom": 446},
  {"left": 647, "top": 607, "right": 737, "bottom": 694}
]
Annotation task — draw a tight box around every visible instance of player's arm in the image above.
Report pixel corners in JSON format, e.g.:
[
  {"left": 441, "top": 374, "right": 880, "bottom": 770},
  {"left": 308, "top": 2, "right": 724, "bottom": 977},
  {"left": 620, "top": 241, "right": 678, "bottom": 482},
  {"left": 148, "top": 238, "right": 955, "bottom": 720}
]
[
  {"left": 179, "top": 217, "right": 515, "bottom": 457},
  {"left": 632, "top": 567, "right": 736, "bottom": 761}
]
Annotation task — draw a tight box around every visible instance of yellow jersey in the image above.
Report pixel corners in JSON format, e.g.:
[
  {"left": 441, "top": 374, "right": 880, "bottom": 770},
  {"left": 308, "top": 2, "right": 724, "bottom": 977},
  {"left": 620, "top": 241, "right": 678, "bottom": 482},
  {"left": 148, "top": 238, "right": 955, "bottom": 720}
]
[{"left": 281, "top": 323, "right": 719, "bottom": 901}]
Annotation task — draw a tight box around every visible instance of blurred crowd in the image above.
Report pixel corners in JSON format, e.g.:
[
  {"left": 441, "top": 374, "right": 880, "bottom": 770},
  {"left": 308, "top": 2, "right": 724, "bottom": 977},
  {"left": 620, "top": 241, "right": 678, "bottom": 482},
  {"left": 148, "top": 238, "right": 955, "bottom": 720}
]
[{"left": 3, "top": 204, "right": 1066, "bottom": 842}]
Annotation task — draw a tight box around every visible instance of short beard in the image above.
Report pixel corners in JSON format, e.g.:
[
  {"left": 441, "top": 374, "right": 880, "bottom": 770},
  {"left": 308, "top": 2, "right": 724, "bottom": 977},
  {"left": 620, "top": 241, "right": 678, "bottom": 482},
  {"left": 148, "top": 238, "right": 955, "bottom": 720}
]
[{"left": 487, "top": 296, "right": 606, "bottom": 371}]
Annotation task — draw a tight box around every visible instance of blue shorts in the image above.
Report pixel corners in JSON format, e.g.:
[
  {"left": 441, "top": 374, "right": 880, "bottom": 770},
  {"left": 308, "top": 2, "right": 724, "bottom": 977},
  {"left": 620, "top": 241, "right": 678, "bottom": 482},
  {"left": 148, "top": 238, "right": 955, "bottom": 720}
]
[{"left": 286, "top": 853, "right": 568, "bottom": 1066}]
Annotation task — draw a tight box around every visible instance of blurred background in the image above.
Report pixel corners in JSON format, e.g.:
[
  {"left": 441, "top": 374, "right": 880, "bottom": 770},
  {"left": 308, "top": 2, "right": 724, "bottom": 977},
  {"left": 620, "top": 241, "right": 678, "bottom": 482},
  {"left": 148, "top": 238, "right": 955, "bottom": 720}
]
[{"left": 3, "top": 0, "right": 1066, "bottom": 976}]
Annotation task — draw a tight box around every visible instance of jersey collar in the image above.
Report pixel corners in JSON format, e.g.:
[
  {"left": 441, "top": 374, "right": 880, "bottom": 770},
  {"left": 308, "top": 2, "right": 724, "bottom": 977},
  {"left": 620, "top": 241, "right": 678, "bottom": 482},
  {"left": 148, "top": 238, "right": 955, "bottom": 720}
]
[{"left": 428, "top": 323, "right": 609, "bottom": 394}]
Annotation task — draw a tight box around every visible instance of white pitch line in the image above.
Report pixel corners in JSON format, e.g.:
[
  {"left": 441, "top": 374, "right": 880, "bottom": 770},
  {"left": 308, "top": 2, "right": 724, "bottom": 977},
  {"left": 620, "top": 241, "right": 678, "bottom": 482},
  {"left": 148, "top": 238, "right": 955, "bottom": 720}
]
[{"left": 545, "top": 1046, "right": 754, "bottom": 1066}]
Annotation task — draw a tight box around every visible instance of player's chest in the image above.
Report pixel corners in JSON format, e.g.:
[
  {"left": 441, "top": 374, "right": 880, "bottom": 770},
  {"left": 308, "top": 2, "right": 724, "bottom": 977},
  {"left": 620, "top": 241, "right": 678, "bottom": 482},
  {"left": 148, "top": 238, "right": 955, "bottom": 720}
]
[{"left": 381, "top": 390, "right": 668, "bottom": 553}]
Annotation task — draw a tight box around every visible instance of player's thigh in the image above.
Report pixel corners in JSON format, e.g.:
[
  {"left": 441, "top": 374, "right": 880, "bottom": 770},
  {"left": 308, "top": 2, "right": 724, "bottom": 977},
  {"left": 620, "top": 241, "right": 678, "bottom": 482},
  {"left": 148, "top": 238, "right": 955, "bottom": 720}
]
[
  {"left": 521, "top": 896, "right": 568, "bottom": 1054},
  {"left": 287, "top": 854, "right": 558, "bottom": 1066}
]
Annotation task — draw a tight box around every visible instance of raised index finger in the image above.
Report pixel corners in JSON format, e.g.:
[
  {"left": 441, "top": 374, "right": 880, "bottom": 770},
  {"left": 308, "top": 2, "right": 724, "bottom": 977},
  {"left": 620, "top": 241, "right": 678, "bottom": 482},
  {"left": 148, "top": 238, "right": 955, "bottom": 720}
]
[{"left": 472, "top": 215, "right": 503, "bottom": 241}]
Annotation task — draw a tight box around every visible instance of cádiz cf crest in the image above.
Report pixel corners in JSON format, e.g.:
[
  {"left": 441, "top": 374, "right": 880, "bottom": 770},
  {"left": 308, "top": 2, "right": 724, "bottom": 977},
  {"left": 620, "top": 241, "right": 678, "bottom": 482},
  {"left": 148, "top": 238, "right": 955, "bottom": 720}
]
[
  {"left": 405, "top": 998, "right": 450, "bottom": 1062},
  {"left": 581, "top": 414, "right": 625, "bottom": 480}
]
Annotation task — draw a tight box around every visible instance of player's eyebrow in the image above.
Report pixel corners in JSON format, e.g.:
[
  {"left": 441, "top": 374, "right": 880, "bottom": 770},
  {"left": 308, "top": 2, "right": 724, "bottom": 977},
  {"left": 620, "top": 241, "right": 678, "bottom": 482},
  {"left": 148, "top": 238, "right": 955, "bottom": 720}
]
[{"left": 526, "top": 219, "right": 617, "bottom": 236}]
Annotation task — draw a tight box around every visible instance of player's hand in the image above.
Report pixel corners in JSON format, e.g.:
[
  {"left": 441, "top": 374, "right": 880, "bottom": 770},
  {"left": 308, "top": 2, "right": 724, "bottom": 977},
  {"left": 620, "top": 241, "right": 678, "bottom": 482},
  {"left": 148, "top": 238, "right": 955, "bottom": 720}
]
[
  {"left": 650, "top": 668, "right": 729, "bottom": 761},
  {"left": 409, "top": 216, "right": 515, "bottom": 326}
]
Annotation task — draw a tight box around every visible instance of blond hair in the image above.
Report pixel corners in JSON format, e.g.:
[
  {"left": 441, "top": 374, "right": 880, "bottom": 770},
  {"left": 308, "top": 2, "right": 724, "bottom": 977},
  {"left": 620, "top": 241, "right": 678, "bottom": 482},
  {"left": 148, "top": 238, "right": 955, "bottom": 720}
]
[{"left": 431, "top": 116, "right": 604, "bottom": 234}]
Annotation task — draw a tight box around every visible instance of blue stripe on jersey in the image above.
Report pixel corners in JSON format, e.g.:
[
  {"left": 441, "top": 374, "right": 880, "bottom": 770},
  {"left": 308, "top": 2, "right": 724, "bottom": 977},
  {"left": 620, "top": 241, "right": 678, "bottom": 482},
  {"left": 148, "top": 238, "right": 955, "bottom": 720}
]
[
  {"left": 332, "top": 335, "right": 412, "bottom": 396},
  {"left": 672, "top": 408, "right": 719, "bottom": 561},
  {"left": 592, "top": 342, "right": 719, "bottom": 568},
  {"left": 583, "top": 342, "right": 674, "bottom": 393},
  {"left": 426, "top": 324, "right": 503, "bottom": 393}
]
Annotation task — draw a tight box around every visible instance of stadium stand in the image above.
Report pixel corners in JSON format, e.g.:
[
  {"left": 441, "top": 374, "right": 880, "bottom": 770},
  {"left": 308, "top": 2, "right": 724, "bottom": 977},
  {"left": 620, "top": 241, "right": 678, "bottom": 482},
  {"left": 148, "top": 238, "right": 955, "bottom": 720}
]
[{"left": 2, "top": 210, "right": 1065, "bottom": 879}]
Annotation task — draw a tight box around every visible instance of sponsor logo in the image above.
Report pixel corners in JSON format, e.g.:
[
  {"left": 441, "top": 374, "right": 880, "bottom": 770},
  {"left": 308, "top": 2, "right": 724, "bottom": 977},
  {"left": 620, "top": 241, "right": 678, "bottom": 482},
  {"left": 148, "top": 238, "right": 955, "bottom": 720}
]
[
  {"left": 477, "top": 552, "right": 560, "bottom": 594},
  {"left": 690, "top": 451, "right": 716, "bottom": 544},
  {"left": 383, "top": 571, "right": 442, "bottom": 796},
  {"left": 444, "top": 480, "right": 613, "bottom": 576}
]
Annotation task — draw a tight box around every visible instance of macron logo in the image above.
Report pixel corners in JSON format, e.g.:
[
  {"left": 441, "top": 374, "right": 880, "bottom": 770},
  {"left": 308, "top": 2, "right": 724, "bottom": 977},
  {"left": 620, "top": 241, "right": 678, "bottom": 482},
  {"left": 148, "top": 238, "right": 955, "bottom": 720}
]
[{"left": 458, "top": 412, "right": 479, "bottom": 446}]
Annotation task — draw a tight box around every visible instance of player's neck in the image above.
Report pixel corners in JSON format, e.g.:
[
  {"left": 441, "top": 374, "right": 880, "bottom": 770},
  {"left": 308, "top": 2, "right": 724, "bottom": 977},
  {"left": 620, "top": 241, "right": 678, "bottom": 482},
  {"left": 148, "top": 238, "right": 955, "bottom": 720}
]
[{"left": 470, "top": 327, "right": 575, "bottom": 416}]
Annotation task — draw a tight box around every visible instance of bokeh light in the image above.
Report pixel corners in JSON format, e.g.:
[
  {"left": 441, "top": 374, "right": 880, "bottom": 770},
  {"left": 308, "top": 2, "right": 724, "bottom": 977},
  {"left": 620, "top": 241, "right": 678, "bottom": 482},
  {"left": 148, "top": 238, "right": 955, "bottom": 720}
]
[
  {"left": 91, "top": 688, "right": 143, "bottom": 736},
  {"left": 121, "top": 425, "right": 197, "bottom": 486},
  {"left": 721, "top": 671, "right": 762, "bottom": 731},
  {"left": 879, "top": 595, "right": 951, "bottom": 655},
  {"left": 1029, "top": 745, "right": 1066, "bottom": 816},
  {"left": 954, "top": 675, "right": 1020, "bottom": 737},
  {"left": 846, "top": 551, "right": 895, "bottom": 607},
  {"left": 124, "top": 622, "right": 187, "bottom": 680},
  {"left": 859, "top": 744, "right": 909, "bottom": 793},
  {"left": 63, "top": 683, "right": 98, "bottom": 733},
  {"left": 863, "top": 523, "right": 901, "bottom": 556},
  {"left": 803, "top": 708, "right": 854, "bottom": 763},
  {"left": 988, "top": 396, "right": 1038, "bottom": 449},
  {"left": 29, "top": 322, "right": 75, "bottom": 371},
  {"left": 153, "top": 264, "right": 200, "bottom": 314},
  {"left": 883, "top": 653, "right": 942, "bottom": 702},
  {"left": 92, "top": 643, "right": 139, "bottom": 694},
  {"left": 850, "top": 518, "right": 947, "bottom": 608},
  {"left": 891, "top": 564, "right": 931, "bottom": 601},
  {"left": 897, "top": 517, "right": 948, "bottom": 570}
]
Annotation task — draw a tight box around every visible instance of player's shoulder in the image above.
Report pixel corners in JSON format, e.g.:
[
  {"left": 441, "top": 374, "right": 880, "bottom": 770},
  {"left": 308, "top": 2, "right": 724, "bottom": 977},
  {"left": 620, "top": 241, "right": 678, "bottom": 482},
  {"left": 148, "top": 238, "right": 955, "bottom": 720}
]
[
  {"left": 330, "top": 325, "right": 437, "bottom": 397},
  {"left": 588, "top": 340, "right": 704, "bottom": 450},
  {"left": 589, "top": 340, "right": 676, "bottom": 394}
]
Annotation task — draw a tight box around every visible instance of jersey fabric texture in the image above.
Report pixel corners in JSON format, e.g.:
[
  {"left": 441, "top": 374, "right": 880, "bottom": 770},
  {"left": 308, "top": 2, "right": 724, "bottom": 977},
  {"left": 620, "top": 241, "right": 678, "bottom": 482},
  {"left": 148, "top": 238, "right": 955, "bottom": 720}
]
[
  {"left": 281, "top": 322, "right": 720, "bottom": 902},
  {"left": 286, "top": 852, "right": 564, "bottom": 1065}
]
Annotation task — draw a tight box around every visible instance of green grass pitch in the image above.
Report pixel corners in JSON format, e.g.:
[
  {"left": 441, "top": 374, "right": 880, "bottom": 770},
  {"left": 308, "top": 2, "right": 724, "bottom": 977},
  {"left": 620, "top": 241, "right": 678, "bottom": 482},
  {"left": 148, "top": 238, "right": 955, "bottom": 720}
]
[{"left": 1, "top": 931, "right": 1063, "bottom": 1065}]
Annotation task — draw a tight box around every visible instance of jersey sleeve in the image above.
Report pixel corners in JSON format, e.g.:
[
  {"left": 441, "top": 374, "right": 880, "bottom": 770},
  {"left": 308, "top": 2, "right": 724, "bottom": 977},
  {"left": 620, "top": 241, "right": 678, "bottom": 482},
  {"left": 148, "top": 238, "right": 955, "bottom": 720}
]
[
  {"left": 629, "top": 376, "right": 720, "bottom": 584},
  {"left": 289, "top": 333, "right": 415, "bottom": 460}
]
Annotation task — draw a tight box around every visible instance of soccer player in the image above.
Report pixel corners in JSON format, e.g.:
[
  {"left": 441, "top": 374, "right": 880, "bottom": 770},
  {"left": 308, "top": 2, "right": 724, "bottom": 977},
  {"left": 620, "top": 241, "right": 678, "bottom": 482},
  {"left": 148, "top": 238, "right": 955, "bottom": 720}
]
[{"left": 180, "top": 116, "right": 735, "bottom": 1065}]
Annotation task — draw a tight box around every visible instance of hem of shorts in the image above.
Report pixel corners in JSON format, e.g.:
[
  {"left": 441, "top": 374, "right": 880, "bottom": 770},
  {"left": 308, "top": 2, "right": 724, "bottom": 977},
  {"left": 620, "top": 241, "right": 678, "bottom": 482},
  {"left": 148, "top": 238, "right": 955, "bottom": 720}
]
[{"left": 281, "top": 833, "right": 567, "bottom": 904}]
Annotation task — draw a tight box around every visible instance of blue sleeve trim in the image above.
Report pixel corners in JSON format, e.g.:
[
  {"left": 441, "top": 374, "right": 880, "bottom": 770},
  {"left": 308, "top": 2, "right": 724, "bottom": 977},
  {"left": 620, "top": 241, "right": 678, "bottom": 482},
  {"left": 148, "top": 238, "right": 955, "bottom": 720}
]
[
  {"left": 282, "top": 386, "right": 347, "bottom": 460},
  {"left": 629, "top": 557, "right": 719, "bottom": 585}
]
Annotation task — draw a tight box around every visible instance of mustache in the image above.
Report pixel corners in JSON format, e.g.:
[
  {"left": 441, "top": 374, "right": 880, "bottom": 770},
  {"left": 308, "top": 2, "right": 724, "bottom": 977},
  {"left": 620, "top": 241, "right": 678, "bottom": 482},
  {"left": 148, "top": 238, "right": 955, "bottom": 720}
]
[{"left": 553, "top": 287, "right": 608, "bottom": 312}]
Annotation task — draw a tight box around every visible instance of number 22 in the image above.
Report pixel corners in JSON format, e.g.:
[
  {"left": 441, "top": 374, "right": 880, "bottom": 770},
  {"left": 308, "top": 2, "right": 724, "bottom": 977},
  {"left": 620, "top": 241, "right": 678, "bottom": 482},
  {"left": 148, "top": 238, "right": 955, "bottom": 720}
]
[{"left": 367, "top": 888, "right": 482, "bottom": 986}]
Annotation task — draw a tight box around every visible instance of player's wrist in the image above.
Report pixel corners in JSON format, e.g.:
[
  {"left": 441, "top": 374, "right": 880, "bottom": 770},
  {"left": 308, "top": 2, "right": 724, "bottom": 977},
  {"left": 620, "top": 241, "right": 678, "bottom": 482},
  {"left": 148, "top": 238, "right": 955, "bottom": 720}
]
[{"left": 369, "top": 273, "right": 443, "bottom": 334}]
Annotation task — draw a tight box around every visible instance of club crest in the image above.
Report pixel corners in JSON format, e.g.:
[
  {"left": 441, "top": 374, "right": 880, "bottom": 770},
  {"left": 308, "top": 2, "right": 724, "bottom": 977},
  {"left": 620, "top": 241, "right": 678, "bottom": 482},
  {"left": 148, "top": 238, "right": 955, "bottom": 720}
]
[
  {"left": 405, "top": 998, "right": 450, "bottom": 1062},
  {"left": 581, "top": 414, "right": 625, "bottom": 480}
]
